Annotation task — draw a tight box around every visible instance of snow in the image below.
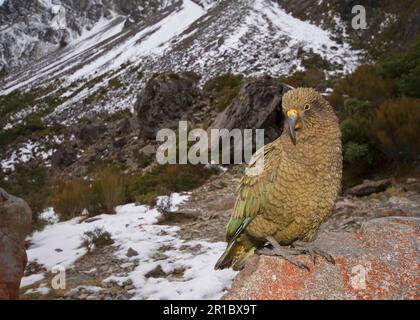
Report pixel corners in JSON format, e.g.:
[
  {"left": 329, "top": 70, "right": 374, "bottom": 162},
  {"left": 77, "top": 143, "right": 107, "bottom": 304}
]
[
  {"left": 0, "top": 0, "right": 364, "bottom": 124},
  {"left": 1, "top": 136, "right": 61, "bottom": 171},
  {"left": 21, "top": 274, "right": 45, "bottom": 288},
  {"left": 22, "top": 193, "right": 237, "bottom": 300},
  {"left": 67, "top": 0, "right": 206, "bottom": 81},
  {"left": 39, "top": 208, "right": 59, "bottom": 225},
  {"left": 50, "top": 5, "right": 66, "bottom": 30}
]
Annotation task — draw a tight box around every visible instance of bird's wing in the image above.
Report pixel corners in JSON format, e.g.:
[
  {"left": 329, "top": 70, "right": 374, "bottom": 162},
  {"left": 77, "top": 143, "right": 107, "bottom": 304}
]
[{"left": 226, "top": 141, "right": 281, "bottom": 242}]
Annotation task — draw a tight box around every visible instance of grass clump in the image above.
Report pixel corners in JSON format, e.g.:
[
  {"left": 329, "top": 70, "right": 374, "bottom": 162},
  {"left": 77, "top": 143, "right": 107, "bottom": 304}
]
[
  {"left": 81, "top": 227, "right": 114, "bottom": 252},
  {"left": 203, "top": 73, "right": 244, "bottom": 112},
  {"left": 51, "top": 167, "right": 126, "bottom": 220}
]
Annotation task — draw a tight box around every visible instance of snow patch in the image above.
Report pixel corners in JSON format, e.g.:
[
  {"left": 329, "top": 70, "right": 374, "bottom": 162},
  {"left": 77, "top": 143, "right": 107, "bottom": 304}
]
[{"left": 24, "top": 193, "right": 236, "bottom": 299}]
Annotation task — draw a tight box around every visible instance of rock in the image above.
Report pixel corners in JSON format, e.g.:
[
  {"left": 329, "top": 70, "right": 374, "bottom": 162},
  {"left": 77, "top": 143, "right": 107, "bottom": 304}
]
[
  {"left": 73, "top": 119, "right": 107, "bottom": 147},
  {"left": 139, "top": 144, "right": 157, "bottom": 159},
  {"left": 126, "top": 248, "right": 139, "bottom": 257},
  {"left": 145, "top": 265, "right": 167, "bottom": 279},
  {"left": 225, "top": 217, "right": 419, "bottom": 300},
  {"left": 51, "top": 141, "right": 78, "bottom": 169},
  {"left": 135, "top": 72, "right": 200, "bottom": 139},
  {"left": 0, "top": 188, "right": 32, "bottom": 300},
  {"left": 346, "top": 179, "right": 393, "bottom": 197},
  {"left": 211, "top": 76, "right": 290, "bottom": 144}
]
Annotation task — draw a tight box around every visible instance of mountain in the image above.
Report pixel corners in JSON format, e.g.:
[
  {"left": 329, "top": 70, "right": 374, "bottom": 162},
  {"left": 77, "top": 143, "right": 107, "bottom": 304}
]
[{"left": 0, "top": 0, "right": 362, "bottom": 124}]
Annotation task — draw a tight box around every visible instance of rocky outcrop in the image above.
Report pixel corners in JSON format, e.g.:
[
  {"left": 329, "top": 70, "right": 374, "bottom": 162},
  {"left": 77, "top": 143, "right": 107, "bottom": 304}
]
[
  {"left": 135, "top": 72, "right": 201, "bottom": 139},
  {"left": 211, "top": 76, "right": 290, "bottom": 143},
  {"left": 0, "top": 188, "right": 32, "bottom": 300},
  {"left": 346, "top": 179, "right": 393, "bottom": 197},
  {"left": 51, "top": 141, "right": 79, "bottom": 170},
  {"left": 225, "top": 217, "right": 419, "bottom": 300},
  {"left": 73, "top": 119, "right": 107, "bottom": 147}
]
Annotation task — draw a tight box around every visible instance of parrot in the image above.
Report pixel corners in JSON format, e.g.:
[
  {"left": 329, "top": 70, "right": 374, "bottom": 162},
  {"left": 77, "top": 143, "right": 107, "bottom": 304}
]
[{"left": 215, "top": 87, "right": 342, "bottom": 271}]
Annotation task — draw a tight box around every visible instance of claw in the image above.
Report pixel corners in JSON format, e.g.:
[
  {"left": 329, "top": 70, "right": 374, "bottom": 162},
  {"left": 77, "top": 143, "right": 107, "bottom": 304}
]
[
  {"left": 257, "top": 248, "right": 310, "bottom": 271},
  {"left": 257, "top": 237, "right": 311, "bottom": 271},
  {"left": 292, "top": 241, "right": 335, "bottom": 265}
]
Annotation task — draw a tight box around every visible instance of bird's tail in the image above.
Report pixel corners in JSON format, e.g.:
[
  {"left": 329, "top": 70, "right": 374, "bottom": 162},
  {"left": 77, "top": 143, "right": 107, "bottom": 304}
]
[{"left": 214, "top": 240, "right": 256, "bottom": 271}]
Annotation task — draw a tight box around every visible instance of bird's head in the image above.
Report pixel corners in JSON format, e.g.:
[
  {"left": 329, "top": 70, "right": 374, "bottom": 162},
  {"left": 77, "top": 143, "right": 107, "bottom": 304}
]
[{"left": 282, "top": 87, "right": 334, "bottom": 145}]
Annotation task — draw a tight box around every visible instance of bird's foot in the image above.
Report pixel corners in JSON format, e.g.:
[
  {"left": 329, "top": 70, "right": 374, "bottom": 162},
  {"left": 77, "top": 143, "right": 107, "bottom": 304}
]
[
  {"left": 291, "top": 241, "right": 335, "bottom": 265},
  {"left": 257, "top": 236, "right": 310, "bottom": 271}
]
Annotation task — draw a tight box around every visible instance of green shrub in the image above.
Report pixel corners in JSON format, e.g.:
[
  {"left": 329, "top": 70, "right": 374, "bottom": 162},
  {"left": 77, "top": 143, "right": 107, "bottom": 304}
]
[
  {"left": 129, "top": 164, "right": 217, "bottom": 201},
  {"left": 0, "top": 116, "right": 46, "bottom": 149},
  {"left": 379, "top": 37, "right": 420, "bottom": 98},
  {"left": 136, "top": 191, "right": 159, "bottom": 207},
  {"left": 340, "top": 99, "right": 377, "bottom": 167},
  {"left": 108, "top": 77, "right": 123, "bottom": 88},
  {"left": 0, "top": 163, "right": 51, "bottom": 225},
  {"left": 343, "top": 142, "right": 371, "bottom": 163},
  {"left": 301, "top": 52, "right": 331, "bottom": 70},
  {"left": 203, "top": 73, "right": 244, "bottom": 112},
  {"left": 373, "top": 97, "right": 420, "bottom": 161}
]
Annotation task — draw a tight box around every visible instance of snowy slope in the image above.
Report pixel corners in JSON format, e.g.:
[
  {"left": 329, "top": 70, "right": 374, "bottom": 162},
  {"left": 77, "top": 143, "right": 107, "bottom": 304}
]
[
  {"left": 22, "top": 194, "right": 236, "bottom": 300},
  {"left": 0, "top": 0, "right": 363, "bottom": 124}
]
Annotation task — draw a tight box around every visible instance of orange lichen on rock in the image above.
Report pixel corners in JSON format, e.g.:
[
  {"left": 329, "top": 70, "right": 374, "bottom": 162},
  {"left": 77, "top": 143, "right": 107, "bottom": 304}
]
[{"left": 224, "top": 217, "right": 419, "bottom": 300}]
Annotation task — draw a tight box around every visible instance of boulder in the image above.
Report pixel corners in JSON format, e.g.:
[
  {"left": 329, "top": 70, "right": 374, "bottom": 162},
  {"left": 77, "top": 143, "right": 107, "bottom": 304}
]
[
  {"left": 224, "top": 217, "right": 419, "bottom": 300},
  {"left": 211, "top": 76, "right": 290, "bottom": 144},
  {"left": 135, "top": 72, "right": 201, "bottom": 139},
  {"left": 346, "top": 179, "right": 393, "bottom": 197},
  {"left": 73, "top": 119, "right": 107, "bottom": 147},
  {"left": 51, "top": 141, "right": 78, "bottom": 169},
  {"left": 0, "top": 188, "right": 32, "bottom": 300}
]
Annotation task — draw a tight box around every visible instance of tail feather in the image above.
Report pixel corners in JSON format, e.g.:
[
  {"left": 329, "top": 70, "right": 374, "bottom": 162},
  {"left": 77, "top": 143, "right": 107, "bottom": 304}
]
[{"left": 215, "top": 240, "right": 255, "bottom": 271}]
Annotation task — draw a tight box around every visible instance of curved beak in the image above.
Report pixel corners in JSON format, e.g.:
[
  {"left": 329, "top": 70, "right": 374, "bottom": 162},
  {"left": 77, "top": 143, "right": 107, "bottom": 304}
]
[{"left": 287, "top": 109, "right": 298, "bottom": 145}]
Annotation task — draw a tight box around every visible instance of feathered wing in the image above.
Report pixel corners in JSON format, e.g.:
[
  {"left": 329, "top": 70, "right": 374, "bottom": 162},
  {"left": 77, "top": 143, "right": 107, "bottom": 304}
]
[{"left": 215, "top": 142, "right": 282, "bottom": 270}]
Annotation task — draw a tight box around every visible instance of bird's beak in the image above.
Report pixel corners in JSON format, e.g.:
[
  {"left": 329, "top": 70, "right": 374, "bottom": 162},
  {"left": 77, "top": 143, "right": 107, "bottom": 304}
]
[{"left": 287, "top": 109, "right": 299, "bottom": 145}]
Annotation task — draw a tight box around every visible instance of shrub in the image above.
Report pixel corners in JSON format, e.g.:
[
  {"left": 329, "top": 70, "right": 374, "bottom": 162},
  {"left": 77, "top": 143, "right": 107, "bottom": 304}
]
[
  {"left": 0, "top": 163, "right": 50, "bottom": 225},
  {"left": 280, "top": 69, "right": 327, "bottom": 91},
  {"left": 333, "top": 65, "right": 395, "bottom": 106},
  {"left": 136, "top": 191, "right": 159, "bottom": 207},
  {"left": 379, "top": 37, "right": 420, "bottom": 98},
  {"left": 343, "top": 142, "right": 371, "bottom": 164},
  {"left": 301, "top": 51, "right": 331, "bottom": 70},
  {"left": 0, "top": 116, "right": 46, "bottom": 149},
  {"left": 203, "top": 73, "right": 244, "bottom": 112},
  {"left": 373, "top": 97, "right": 420, "bottom": 161},
  {"left": 108, "top": 77, "right": 123, "bottom": 88},
  {"left": 129, "top": 164, "right": 217, "bottom": 201},
  {"left": 340, "top": 99, "right": 375, "bottom": 145},
  {"left": 340, "top": 99, "right": 378, "bottom": 176},
  {"left": 51, "top": 167, "right": 126, "bottom": 220},
  {"left": 92, "top": 167, "right": 126, "bottom": 214},
  {"left": 51, "top": 179, "right": 91, "bottom": 220},
  {"left": 156, "top": 196, "right": 172, "bottom": 214},
  {"left": 81, "top": 227, "right": 114, "bottom": 252}
]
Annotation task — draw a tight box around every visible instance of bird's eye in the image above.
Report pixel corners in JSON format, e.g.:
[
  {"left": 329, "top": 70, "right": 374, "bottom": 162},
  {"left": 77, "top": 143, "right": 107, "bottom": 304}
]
[{"left": 304, "top": 104, "right": 311, "bottom": 111}]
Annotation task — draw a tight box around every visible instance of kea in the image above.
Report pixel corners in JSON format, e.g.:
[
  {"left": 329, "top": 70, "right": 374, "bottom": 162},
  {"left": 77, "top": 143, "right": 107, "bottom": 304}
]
[{"left": 215, "top": 87, "right": 342, "bottom": 271}]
